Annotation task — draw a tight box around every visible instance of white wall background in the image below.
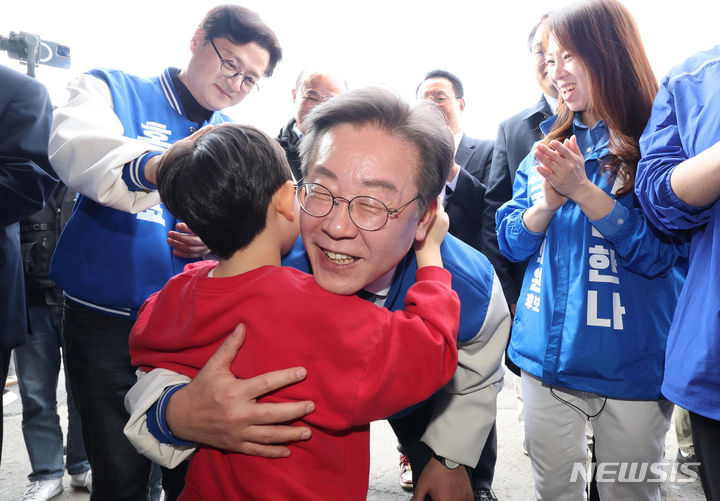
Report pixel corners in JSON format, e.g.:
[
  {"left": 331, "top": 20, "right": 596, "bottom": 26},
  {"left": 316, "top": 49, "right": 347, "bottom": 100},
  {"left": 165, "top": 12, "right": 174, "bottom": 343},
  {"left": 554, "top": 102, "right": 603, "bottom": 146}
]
[{"left": 3, "top": 0, "right": 718, "bottom": 140}]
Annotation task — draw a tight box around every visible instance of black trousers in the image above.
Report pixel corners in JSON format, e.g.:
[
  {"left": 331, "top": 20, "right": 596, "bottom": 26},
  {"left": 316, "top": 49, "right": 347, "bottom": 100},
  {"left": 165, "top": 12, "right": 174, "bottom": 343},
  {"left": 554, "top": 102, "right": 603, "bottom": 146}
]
[
  {"left": 690, "top": 411, "right": 720, "bottom": 501},
  {"left": 62, "top": 301, "right": 187, "bottom": 500}
]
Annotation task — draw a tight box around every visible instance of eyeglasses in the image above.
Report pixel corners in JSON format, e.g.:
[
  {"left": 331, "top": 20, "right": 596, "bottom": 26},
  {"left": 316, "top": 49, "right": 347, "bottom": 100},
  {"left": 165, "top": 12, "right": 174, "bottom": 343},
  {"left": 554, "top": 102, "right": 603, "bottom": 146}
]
[
  {"left": 209, "top": 39, "right": 260, "bottom": 93},
  {"left": 296, "top": 181, "right": 419, "bottom": 231},
  {"left": 424, "top": 91, "right": 455, "bottom": 105},
  {"left": 301, "top": 89, "right": 335, "bottom": 104}
]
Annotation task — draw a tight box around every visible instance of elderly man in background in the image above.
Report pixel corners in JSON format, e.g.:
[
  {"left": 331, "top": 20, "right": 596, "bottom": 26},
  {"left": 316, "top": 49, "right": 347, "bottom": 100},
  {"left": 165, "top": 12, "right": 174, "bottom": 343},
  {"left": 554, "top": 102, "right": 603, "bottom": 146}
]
[{"left": 276, "top": 69, "right": 347, "bottom": 180}]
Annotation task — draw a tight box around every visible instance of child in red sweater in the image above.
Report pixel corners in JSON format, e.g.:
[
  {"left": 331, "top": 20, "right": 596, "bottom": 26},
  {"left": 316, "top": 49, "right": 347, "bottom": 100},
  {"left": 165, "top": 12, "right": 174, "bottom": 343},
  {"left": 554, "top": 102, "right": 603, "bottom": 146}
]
[{"left": 129, "top": 124, "right": 459, "bottom": 500}]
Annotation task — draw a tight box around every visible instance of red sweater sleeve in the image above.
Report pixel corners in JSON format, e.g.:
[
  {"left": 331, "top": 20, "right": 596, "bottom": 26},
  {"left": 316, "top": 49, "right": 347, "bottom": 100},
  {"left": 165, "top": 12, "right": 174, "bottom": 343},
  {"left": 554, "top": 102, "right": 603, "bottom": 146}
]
[{"left": 350, "top": 266, "right": 460, "bottom": 426}]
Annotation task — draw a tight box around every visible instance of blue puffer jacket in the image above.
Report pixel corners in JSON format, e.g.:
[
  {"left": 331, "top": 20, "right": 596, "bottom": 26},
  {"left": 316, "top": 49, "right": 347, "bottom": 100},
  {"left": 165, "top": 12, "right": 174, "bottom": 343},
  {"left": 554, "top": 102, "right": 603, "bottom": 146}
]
[{"left": 496, "top": 114, "right": 688, "bottom": 400}]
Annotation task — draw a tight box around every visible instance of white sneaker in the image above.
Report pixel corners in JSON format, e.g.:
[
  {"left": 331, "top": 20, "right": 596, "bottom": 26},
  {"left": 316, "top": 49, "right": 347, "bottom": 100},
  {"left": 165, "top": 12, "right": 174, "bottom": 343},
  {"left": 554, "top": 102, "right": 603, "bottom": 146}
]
[
  {"left": 18, "top": 478, "right": 63, "bottom": 501},
  {"left": 70, "top": 469, "right": 92, "bottom": 492},
  {"left": 399, "top": 454, "right": 413, "bottom": 491},
  {"left": 3, "top": 389, "right": 18, "bottom": 407}
]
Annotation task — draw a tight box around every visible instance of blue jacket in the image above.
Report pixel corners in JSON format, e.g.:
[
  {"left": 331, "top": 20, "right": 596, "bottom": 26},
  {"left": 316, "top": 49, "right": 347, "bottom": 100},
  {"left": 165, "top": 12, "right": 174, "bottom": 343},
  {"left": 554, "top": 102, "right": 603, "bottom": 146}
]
[
  {"left": 50, "top": 68, "right": 232, "bottom": 318},
  {"left": 496, "top": 115, "right": 687, "bottom": 400},
  {"left": 283, "top": 233, "right": 494, "bottom": 343},
  {"left": 635, "top": 44, "right": 720, "bottom": 419}
]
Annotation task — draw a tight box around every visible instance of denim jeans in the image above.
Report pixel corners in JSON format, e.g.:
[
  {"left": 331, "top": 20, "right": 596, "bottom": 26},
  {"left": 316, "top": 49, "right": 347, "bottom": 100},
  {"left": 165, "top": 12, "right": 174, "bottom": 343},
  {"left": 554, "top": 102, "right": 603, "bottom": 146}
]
[
  {"left": 62, "top": 300, "right": 186, "bottom": 501},
  {"left": 13, "top": 303, "right": 89, "bottom": 481}
]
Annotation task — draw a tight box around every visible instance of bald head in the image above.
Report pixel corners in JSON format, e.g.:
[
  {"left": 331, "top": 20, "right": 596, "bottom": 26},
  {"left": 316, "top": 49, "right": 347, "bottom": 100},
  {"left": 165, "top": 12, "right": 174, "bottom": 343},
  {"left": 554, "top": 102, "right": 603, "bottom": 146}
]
[{"left": 292, "top": 70, "right": 347, "bottom": 133}]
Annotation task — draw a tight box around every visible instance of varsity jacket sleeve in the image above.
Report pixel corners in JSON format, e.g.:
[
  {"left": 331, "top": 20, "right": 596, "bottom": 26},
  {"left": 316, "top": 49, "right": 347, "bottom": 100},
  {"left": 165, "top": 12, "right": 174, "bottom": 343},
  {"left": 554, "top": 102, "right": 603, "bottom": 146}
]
[
  {"left": 49, "top": 73, "right": 162, "bottom": 214},
  {"left": 124, "top": 368, "right": 194, "bottom": 468},
  {"left": 635, "top": 75, "right": 715, "bottom": 234},
  {"left": 495, "top": 151, "right": 548, "bottom": 263},
  {"left": 420, "top": 268, "right": 510, "bottom": 467}
]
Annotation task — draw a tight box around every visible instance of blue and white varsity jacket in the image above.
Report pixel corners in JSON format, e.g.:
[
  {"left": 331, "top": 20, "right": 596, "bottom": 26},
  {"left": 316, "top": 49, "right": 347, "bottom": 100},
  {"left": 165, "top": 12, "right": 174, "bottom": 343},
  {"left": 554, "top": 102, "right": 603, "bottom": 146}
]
[
  {"left": 496, "top": 115, "right": 688, "bottom": 400},
  {"left": 49, "top": 68, "right": 232, "bottom": 318}
]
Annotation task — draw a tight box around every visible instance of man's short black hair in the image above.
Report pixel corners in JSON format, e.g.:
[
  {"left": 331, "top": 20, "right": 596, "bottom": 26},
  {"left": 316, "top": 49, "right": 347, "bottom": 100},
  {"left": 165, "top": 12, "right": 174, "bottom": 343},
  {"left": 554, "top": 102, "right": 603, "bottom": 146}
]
[
  {"left": 416, "top": 69, "right": 464, "bottom": 98},
  {"left": 157, "top": 124, "right": 292, "bottom": 259},
  {"left": 200, "top": 5, "right": 283, "bottom": 76}
]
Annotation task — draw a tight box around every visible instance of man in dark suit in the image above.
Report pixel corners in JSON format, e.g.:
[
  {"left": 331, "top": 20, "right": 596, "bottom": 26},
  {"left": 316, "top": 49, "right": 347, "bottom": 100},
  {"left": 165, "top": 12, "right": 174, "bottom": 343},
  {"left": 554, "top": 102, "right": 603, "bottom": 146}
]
[
  {"left": 417, "top": 70, "right": 494, "bottom": 255},
  {"left": 0, "top": 64, "right": 58, "bottom": 464},
  {"left": 481, "top": 17, "right": 557, "bottom": 313},
  {"left": 414, "top": 70, "right": 498, "bottom": 501},
  {"left": 276, "top": 69, "right": 346, "bottom": 181}
]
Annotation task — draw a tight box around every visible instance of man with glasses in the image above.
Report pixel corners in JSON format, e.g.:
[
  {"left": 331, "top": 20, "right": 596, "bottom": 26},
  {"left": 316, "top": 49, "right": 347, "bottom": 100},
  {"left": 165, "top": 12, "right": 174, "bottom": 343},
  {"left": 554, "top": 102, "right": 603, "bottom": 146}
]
[
  {"left": 47, "top": 6, "right": 286, "bottom": 501},
  {"left": 125, "top": 87, "right": 510, "bottom": 501},
  {"left": 416, "top": 70, "right": 494, "bottom": 255},
  {"left": 277, "top": 69, "right": 347, "bottom": 180},
  {"left": 416, "top": 70, "right": 498, "bottom": 501}
]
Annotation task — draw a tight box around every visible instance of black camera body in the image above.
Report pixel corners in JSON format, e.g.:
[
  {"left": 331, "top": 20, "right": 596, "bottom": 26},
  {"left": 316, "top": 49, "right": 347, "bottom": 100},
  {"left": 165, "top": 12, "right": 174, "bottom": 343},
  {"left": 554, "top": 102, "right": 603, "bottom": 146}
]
[{"left": 1, "top": 31, "right": 71, "bottom": 77}]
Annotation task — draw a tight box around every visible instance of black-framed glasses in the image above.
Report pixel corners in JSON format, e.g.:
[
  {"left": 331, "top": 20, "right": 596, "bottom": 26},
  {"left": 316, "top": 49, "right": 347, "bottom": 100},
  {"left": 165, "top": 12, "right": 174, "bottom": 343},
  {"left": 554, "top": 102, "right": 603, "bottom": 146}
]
[
  {"left": 296, "top": 181, "right": 419, "bottom": 231},
  {"left": 209, "top": 39, "right": 260, "bottom": 93}
]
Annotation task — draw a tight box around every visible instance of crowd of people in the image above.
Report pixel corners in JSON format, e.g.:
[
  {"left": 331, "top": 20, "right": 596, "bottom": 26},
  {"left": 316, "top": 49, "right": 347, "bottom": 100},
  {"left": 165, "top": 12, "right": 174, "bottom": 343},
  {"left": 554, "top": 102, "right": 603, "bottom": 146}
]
[{"left": 1, "top": 1, "right": 718, "bottom": 501}]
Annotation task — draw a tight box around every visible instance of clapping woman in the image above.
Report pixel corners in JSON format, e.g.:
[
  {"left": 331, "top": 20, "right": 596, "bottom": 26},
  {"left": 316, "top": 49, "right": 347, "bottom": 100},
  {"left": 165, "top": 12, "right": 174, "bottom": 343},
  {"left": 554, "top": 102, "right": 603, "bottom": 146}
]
[{"left": 496, "top": 1, "right": 688, "bottom": 499}]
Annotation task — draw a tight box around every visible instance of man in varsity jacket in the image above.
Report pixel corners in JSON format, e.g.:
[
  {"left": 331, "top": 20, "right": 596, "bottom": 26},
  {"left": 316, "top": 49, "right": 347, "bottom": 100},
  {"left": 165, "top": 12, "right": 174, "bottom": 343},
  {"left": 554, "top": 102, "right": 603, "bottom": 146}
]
[{"left": 47, "top": 6, "right": 284, "bottom": 500}]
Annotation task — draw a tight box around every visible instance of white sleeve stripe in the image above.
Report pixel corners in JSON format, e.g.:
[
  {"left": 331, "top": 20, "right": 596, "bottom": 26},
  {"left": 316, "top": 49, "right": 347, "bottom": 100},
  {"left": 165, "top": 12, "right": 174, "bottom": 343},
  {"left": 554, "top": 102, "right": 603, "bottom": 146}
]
[
  {"left": 129, "top": 157, "right": 141, "bottom": 188},
  {"left": 129, "top": 156, "right": 155, "bottom": 190},
  {"left": 64, "top": 292, "right": 132, "bottom": 317}
]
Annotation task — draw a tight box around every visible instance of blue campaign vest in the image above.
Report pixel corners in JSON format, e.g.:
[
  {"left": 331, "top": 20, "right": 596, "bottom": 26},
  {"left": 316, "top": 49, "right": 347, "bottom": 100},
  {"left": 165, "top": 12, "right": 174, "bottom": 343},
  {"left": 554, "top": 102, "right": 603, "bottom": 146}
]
[
  {"left": 283, "top": 233, "right": 493, "bottom": 343},
  {"left": 50, "top": 68, "right": 232, "bottom": 318}
]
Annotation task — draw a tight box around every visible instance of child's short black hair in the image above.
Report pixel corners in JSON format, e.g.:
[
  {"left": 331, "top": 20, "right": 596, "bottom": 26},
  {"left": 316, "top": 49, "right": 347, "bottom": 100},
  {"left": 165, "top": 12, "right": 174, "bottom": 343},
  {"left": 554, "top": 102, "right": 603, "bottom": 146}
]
[{"left": 157, "top": 124, "right": 292, "bottom": 259}]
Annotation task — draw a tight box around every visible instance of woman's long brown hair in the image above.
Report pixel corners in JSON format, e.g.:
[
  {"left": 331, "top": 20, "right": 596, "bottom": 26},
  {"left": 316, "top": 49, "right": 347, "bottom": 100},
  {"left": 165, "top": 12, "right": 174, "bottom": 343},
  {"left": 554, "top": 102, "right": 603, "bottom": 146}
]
[{"left": 543, "top": 0, "right": 658, "bottom": 196}]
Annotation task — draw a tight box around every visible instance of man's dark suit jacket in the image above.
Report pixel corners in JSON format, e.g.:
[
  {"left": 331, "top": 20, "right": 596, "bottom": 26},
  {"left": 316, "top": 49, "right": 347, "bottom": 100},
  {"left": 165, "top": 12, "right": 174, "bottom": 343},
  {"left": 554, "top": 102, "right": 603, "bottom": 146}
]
[
  {"left": 444, "top": 134, "right": 494, "bottom": 253},
  {"left": 0, "top": 66, "right": 58, "bottom": 356},
  {"left": 481, "top": 95, "right": 553, "bottom": 309},
  {"left": 276, "top": 118, "right": 303, "bottom": 181}
]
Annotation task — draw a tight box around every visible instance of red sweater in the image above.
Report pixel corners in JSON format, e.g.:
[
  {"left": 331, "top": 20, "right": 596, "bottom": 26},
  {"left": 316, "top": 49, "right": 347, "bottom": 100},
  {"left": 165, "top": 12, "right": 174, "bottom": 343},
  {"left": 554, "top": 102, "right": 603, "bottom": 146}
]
[{"left": 130, "top": 261, "right": 459, "bottom": 501}]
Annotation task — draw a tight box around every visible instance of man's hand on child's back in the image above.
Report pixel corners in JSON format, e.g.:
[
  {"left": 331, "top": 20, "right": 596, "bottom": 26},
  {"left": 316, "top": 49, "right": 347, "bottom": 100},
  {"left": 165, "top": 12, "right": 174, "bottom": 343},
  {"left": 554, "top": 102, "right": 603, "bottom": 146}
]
[{"left": 165, "top": 323, "right": 315, "bottom": 457}]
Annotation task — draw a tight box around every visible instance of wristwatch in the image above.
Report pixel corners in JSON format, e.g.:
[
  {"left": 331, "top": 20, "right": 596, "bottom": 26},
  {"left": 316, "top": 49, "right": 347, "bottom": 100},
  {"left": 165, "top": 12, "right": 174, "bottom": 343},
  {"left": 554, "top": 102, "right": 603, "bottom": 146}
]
[{"left": 436, "top": 455, "right": 461, "bottom": 470}]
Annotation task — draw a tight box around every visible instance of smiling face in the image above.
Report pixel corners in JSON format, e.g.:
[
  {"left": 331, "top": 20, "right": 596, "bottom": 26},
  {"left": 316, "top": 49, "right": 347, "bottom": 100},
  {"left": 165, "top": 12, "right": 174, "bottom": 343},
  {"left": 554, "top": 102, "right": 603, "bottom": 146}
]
[
  {"left": 546, "top": 35, "right": 598, "bottom": 126},
  {"left": 299, "top": 123, "right": 434, "bottom": 295},
  {"left": 181, "top": 30, "right": 270, "bottom": 111},
  {"left": 531, "top": 23, "right": 558, "bottom": 98}
]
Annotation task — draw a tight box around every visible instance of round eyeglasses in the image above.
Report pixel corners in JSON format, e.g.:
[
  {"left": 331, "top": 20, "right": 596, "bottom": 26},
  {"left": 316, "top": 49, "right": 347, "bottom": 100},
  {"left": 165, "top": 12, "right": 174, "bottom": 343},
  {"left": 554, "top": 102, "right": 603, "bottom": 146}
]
[
  {"left": 210, "top": 39, "right": 260, "bottom": 93},
  {"left": 297, "top": 182, "right": 419, "bottom": 231}
]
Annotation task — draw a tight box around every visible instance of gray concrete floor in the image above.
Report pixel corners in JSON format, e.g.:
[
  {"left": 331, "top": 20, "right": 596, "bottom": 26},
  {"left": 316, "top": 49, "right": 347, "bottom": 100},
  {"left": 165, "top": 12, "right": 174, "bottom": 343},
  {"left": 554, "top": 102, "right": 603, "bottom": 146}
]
[{"left": 1, "top": 367, "right": 706, "bottom": 500}]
